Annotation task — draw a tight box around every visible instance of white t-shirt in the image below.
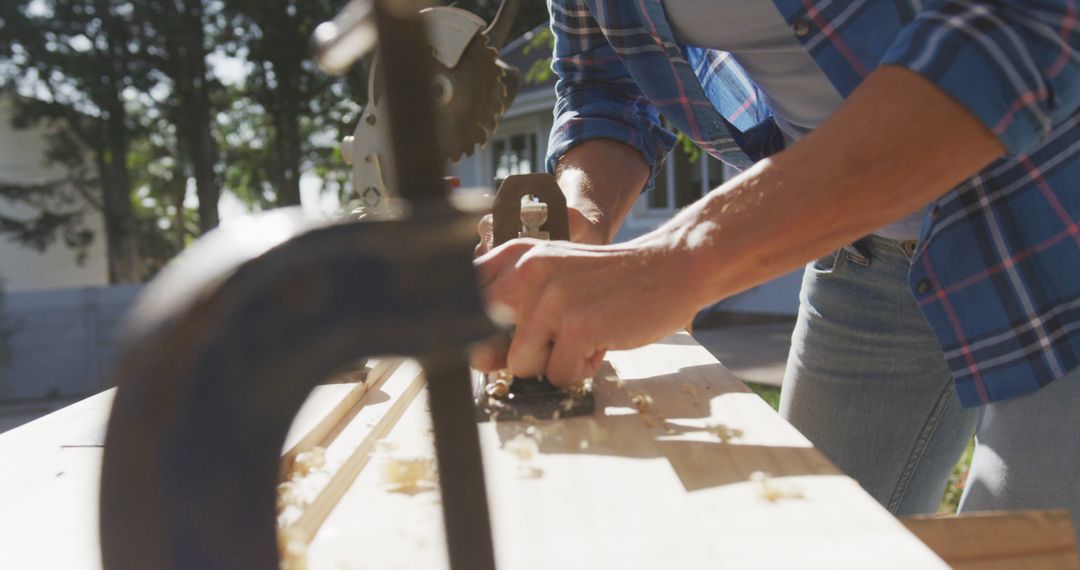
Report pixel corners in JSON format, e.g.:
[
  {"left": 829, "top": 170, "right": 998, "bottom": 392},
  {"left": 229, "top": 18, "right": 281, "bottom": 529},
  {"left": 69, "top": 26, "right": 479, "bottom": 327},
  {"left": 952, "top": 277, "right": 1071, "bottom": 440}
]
[{"left": 661, "top": 0, "right": 924, "bottom": 240}]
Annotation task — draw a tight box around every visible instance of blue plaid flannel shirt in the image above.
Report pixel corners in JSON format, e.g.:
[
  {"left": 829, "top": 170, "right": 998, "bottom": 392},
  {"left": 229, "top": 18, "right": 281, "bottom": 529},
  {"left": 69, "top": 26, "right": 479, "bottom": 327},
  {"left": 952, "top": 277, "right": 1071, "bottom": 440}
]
[{"left": 545, "top": 0, "right": 1080, "bottom": 407}]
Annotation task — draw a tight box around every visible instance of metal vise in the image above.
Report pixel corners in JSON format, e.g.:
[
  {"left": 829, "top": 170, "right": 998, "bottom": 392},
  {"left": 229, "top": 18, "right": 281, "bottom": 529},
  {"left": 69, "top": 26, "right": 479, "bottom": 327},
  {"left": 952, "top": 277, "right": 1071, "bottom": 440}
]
[{"left": 99, "top": 2, "right": 498, "bottom": 569}]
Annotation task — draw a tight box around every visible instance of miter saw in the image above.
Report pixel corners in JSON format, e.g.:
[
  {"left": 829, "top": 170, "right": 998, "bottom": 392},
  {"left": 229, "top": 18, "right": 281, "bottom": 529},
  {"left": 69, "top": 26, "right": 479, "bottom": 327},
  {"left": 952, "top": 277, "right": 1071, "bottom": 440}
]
[{"left": 339, "top": 2, "right": 521, "bottom": 216}]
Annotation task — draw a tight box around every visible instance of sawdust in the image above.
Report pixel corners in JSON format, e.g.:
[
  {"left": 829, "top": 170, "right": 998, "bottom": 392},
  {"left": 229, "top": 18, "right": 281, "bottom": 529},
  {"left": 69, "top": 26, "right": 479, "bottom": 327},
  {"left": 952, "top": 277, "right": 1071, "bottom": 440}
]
[
  {"left": 630, "top": 393, "right": 653, "bottom": 413},
  {"left": 707, "top": 423, "right": 744, "bottom": 443},
  {"left": 749, "top": 471, "right": 804, "bottom": 502},
  {"left": 293, "top": 448, "right": 326, "bottom": 476},
  {"left": 376, "top": 441, "right": 437, "bottom": 493},
  {"left": 277, "top": 446, "right": 333, "bottom": 527},
  {"left": 504, "top": 432, "right": 543, "bottom": 478}
]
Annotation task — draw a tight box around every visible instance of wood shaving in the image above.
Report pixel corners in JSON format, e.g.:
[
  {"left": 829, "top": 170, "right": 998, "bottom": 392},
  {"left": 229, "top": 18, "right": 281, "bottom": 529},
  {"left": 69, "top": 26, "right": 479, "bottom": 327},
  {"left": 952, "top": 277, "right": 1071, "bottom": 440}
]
[
  {"left": 505, "top": 433, "right": 538, "bottom": 462},
  {"left": 377, "top": 440, "right": 437, "bottom": 493},
  {"left": 277, "top": 446, "right": 333, "bottom": 524},
  {"left": 563, "top": 379, "right": 592, "bottom": 399},
  {"left": 749, "top": 471, "right": 804, "bottom": 502},
  {"left": 380, "top": 456, "right": 436, "bottom": 492},
  {"left": 707, "top": 423, "right": 744, "bottom": 443},
  {"left": 485, "top": 378, "right": 511, "bottom": 398},
  {"left": 630, "top": 393, "right": 653, "bottom": 413},
  {"left": 504, "top": 433, "right": 543, "bottom": 478},
  {"left": 292, "top": 447, "right": 326, "bottom": 476}
]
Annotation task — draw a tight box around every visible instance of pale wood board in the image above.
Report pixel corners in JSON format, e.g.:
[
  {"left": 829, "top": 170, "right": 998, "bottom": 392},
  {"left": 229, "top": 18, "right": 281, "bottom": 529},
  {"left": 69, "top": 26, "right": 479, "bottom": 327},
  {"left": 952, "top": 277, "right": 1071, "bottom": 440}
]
[
  {"left": 305, "top": 333, "right": 947, "bottom": 569},
  {"left": 0, "top": 390, "right": 113, "bottom": 569},
  {"left": 0, "top": 333, "right": 948, "bottom": 569},
  {"left": 902, "top": 510, "right": 1080, "bottom": 569}
]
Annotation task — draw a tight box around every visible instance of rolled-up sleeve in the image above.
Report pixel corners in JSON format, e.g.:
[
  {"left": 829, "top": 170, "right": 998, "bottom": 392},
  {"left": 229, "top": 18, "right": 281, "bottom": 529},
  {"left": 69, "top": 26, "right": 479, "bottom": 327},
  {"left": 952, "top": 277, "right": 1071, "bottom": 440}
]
[
  {"left": 881, "top": 1, "right": 1080, "bottom": 155},
  {"left": 545, "top": 0, "right": 677, "bottom": 192}
]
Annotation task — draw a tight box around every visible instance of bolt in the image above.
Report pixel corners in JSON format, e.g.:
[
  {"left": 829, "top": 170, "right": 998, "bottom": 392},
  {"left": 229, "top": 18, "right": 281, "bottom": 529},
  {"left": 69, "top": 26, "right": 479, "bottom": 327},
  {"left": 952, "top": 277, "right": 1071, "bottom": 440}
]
[{"left": 341, "top": 135, "right": 355, "bottom": 165}]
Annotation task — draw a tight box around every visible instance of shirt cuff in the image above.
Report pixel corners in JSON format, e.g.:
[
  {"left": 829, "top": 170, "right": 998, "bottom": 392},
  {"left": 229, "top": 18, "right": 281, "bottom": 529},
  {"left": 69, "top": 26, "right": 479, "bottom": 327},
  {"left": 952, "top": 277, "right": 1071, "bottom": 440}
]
[{"left": 546, "top": 106, "right": 677, "bottom": 194}]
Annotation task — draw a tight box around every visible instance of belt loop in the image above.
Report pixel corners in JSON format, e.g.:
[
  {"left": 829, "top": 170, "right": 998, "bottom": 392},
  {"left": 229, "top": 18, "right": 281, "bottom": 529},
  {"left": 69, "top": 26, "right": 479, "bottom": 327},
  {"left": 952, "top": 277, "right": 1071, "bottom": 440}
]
[
  {"left": 843, "top": 241, "right": 871, "bottom": 266},
  {"left": 898, "top": 239, "right": 918, "bottom": 263}
]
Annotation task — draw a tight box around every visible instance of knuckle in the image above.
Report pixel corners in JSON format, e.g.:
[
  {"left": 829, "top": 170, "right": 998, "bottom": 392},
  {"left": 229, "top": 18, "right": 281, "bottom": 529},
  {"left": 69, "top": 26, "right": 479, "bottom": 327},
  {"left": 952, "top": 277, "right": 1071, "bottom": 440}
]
[
  {"left": 515, "top": 252, "right": 548, "bottom": 280},
  {"left": 537, "top": 283, "right": 567, "bottom": 310},
  {"left": 560, "top": 309, "right": 587, "bottom": 338}
]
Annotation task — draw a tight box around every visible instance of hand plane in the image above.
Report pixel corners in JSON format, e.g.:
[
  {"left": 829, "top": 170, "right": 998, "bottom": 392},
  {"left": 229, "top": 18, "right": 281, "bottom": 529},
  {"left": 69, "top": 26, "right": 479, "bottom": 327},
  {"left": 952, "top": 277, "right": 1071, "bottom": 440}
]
[{"left": 474, "top": 173, "right": 596, "bottom": 422}]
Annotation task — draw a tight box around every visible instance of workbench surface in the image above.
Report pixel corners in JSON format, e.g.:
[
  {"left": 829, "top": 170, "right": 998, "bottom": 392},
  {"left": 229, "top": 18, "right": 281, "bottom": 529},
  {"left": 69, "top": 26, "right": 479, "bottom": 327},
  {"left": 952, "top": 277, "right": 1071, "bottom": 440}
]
[{"left": 0, "top": 333, "right": 946, "bottom": 569}]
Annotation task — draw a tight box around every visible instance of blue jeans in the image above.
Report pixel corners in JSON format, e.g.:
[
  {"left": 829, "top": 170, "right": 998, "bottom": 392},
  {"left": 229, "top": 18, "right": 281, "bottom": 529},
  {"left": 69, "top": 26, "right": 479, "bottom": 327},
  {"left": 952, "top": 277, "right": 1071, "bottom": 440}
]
[{"left": 780, "top": 235, "right": 1080, "bottom": 542}]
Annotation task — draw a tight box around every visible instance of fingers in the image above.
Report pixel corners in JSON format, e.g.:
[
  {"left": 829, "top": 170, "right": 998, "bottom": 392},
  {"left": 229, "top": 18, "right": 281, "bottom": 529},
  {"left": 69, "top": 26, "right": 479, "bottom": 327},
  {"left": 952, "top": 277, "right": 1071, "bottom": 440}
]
[
  {"left": 469, "top": 335, "right": 509, "bottom": 372},
  {"left": 475, "top": 240, "right": 531, "bottom": 290},
  {"left": 546, "top": 335, "right": 587, "bottom": 386},
  {"left": 506, "top": 318, "right": 553, "bottom": 379},
  {"left": 546, "top": 319, "right": 605, "bottom": 386},
  {"left": 475, "top": 214, "right": 494, "bottom": 258}
]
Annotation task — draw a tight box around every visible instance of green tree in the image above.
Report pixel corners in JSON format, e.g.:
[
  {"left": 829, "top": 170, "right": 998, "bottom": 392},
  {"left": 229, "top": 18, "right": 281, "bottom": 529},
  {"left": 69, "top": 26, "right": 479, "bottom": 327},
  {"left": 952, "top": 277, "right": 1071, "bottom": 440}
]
[
  {"left": 136, "top": 0, "right": 223, "bottom": 233},
  {"left": 218, "top": 0, "right": 360, "bottom": 208}
]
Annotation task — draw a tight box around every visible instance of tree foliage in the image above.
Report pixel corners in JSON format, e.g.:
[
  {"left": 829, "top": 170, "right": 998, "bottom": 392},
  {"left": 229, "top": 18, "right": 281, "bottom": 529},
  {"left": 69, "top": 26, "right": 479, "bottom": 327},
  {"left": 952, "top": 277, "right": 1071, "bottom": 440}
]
[{"left": 0, "top": 0, "right": 554, "bottom": 283}]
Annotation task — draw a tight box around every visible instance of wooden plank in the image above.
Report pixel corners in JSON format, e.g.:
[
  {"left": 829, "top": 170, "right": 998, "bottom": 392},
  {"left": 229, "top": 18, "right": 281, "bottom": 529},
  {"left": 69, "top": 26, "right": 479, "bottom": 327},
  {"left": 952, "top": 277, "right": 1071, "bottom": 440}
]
[
  {"left": 902, "top": 510, "right": 1080, "bottom": 570},
  {"left": 606, "top": 337, "right": 946, "bottom": 569},
  {"left": 305, "top": 333, "right": 947, "bottom": 569},
  {"left": 0, "top": 391, "right": 113, "bottom": 570},
  {"left": 0, "top": 333, "right": 949, "bottom": 569}
]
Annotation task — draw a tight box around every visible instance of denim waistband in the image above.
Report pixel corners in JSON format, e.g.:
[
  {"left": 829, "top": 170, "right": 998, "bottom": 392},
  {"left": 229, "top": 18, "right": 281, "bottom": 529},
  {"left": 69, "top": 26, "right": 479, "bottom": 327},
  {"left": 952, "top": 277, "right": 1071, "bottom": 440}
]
[{"left": 844, "top": 234, "right": 919, "bottom": 266}]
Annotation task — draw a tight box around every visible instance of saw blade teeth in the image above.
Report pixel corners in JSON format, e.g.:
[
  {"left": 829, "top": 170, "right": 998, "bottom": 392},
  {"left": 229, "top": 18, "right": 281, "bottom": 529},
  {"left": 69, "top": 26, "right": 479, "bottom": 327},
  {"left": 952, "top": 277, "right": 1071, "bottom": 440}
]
[{"left": 432, "top": 29, "right": 514, "bottom": 163}]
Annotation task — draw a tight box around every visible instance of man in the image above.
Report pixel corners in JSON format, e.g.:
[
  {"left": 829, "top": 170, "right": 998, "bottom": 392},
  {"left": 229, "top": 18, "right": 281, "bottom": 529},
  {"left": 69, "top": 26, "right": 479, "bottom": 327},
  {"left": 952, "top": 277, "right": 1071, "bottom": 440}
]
[{"left": 474, "top": 1, "right": 1080, "bottom": 536}]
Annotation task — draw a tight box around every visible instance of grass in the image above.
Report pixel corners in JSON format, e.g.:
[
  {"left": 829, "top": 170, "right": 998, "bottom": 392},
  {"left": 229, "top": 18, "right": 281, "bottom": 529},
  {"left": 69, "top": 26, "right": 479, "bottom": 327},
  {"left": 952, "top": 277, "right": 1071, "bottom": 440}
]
[
  {"left": 941, "top": 438, "right": 974, "bottom": 514},
  {"left": 744, "top": 382, "right": 974, "bottom": 514},
  {"left": 746, "top": 382, "right": 782, "bottom": 410}
]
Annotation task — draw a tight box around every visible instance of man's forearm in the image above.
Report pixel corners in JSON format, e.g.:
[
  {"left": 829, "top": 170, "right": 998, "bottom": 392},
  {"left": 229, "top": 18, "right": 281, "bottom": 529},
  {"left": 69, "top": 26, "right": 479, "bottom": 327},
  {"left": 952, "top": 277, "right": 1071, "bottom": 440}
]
[
  {"left": 648, "top": 65, "right": 1006, "bottom": 308},
  {"left": 555, "top": 138, "right": 650, "bottom": 244}
]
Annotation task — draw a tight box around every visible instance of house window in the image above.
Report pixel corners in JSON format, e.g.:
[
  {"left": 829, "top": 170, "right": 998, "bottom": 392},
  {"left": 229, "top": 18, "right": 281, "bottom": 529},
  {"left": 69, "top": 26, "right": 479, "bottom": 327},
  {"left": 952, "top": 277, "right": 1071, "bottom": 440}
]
[
  {"left": 492, "top": 133, "right": 538, "bottom": 180},
  {"left": 643, "top": 147, "right": 730, "bottom": 214}
]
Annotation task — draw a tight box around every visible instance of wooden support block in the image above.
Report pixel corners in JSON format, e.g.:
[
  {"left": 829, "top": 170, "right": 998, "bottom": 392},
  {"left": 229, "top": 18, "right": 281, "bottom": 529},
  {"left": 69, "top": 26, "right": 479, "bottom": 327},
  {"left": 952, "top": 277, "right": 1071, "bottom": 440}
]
[
  {"left": 281, "top": 360, "right": 426, "bottom": 546},
  {"left": 281, "top": 358, "right": 402, "bottom": 475},
  {"left": 902, "top": 510, "right": 1080, "bottom": 570}
]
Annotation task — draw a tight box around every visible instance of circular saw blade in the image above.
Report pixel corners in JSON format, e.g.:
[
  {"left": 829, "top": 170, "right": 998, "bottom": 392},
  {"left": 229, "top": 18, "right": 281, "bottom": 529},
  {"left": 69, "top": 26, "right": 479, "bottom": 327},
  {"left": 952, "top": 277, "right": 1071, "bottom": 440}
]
[{"left": 433, "top": 33, "right": 510, "bottom": 163}]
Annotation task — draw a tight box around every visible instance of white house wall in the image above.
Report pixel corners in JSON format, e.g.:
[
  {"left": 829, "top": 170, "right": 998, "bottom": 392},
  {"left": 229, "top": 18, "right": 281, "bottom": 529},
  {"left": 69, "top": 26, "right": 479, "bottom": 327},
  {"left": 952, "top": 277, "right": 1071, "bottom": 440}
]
[{"left": 0, "top": 98, "right": 108, "bottom": 291}]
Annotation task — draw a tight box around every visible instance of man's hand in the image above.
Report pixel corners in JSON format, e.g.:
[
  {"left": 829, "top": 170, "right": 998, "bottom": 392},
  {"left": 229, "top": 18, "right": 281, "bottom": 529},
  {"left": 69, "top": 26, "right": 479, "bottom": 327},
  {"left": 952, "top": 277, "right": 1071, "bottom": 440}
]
[{"left": 472, "top": 235, "right": 708, "bottom": 385}]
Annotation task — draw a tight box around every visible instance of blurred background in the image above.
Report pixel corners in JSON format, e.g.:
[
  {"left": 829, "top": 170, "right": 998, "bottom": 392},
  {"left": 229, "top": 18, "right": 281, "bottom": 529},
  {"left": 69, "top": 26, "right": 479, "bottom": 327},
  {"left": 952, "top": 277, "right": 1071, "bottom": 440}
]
[{"left": 0, "top": 0, "right": 549, "bottom": 424}]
